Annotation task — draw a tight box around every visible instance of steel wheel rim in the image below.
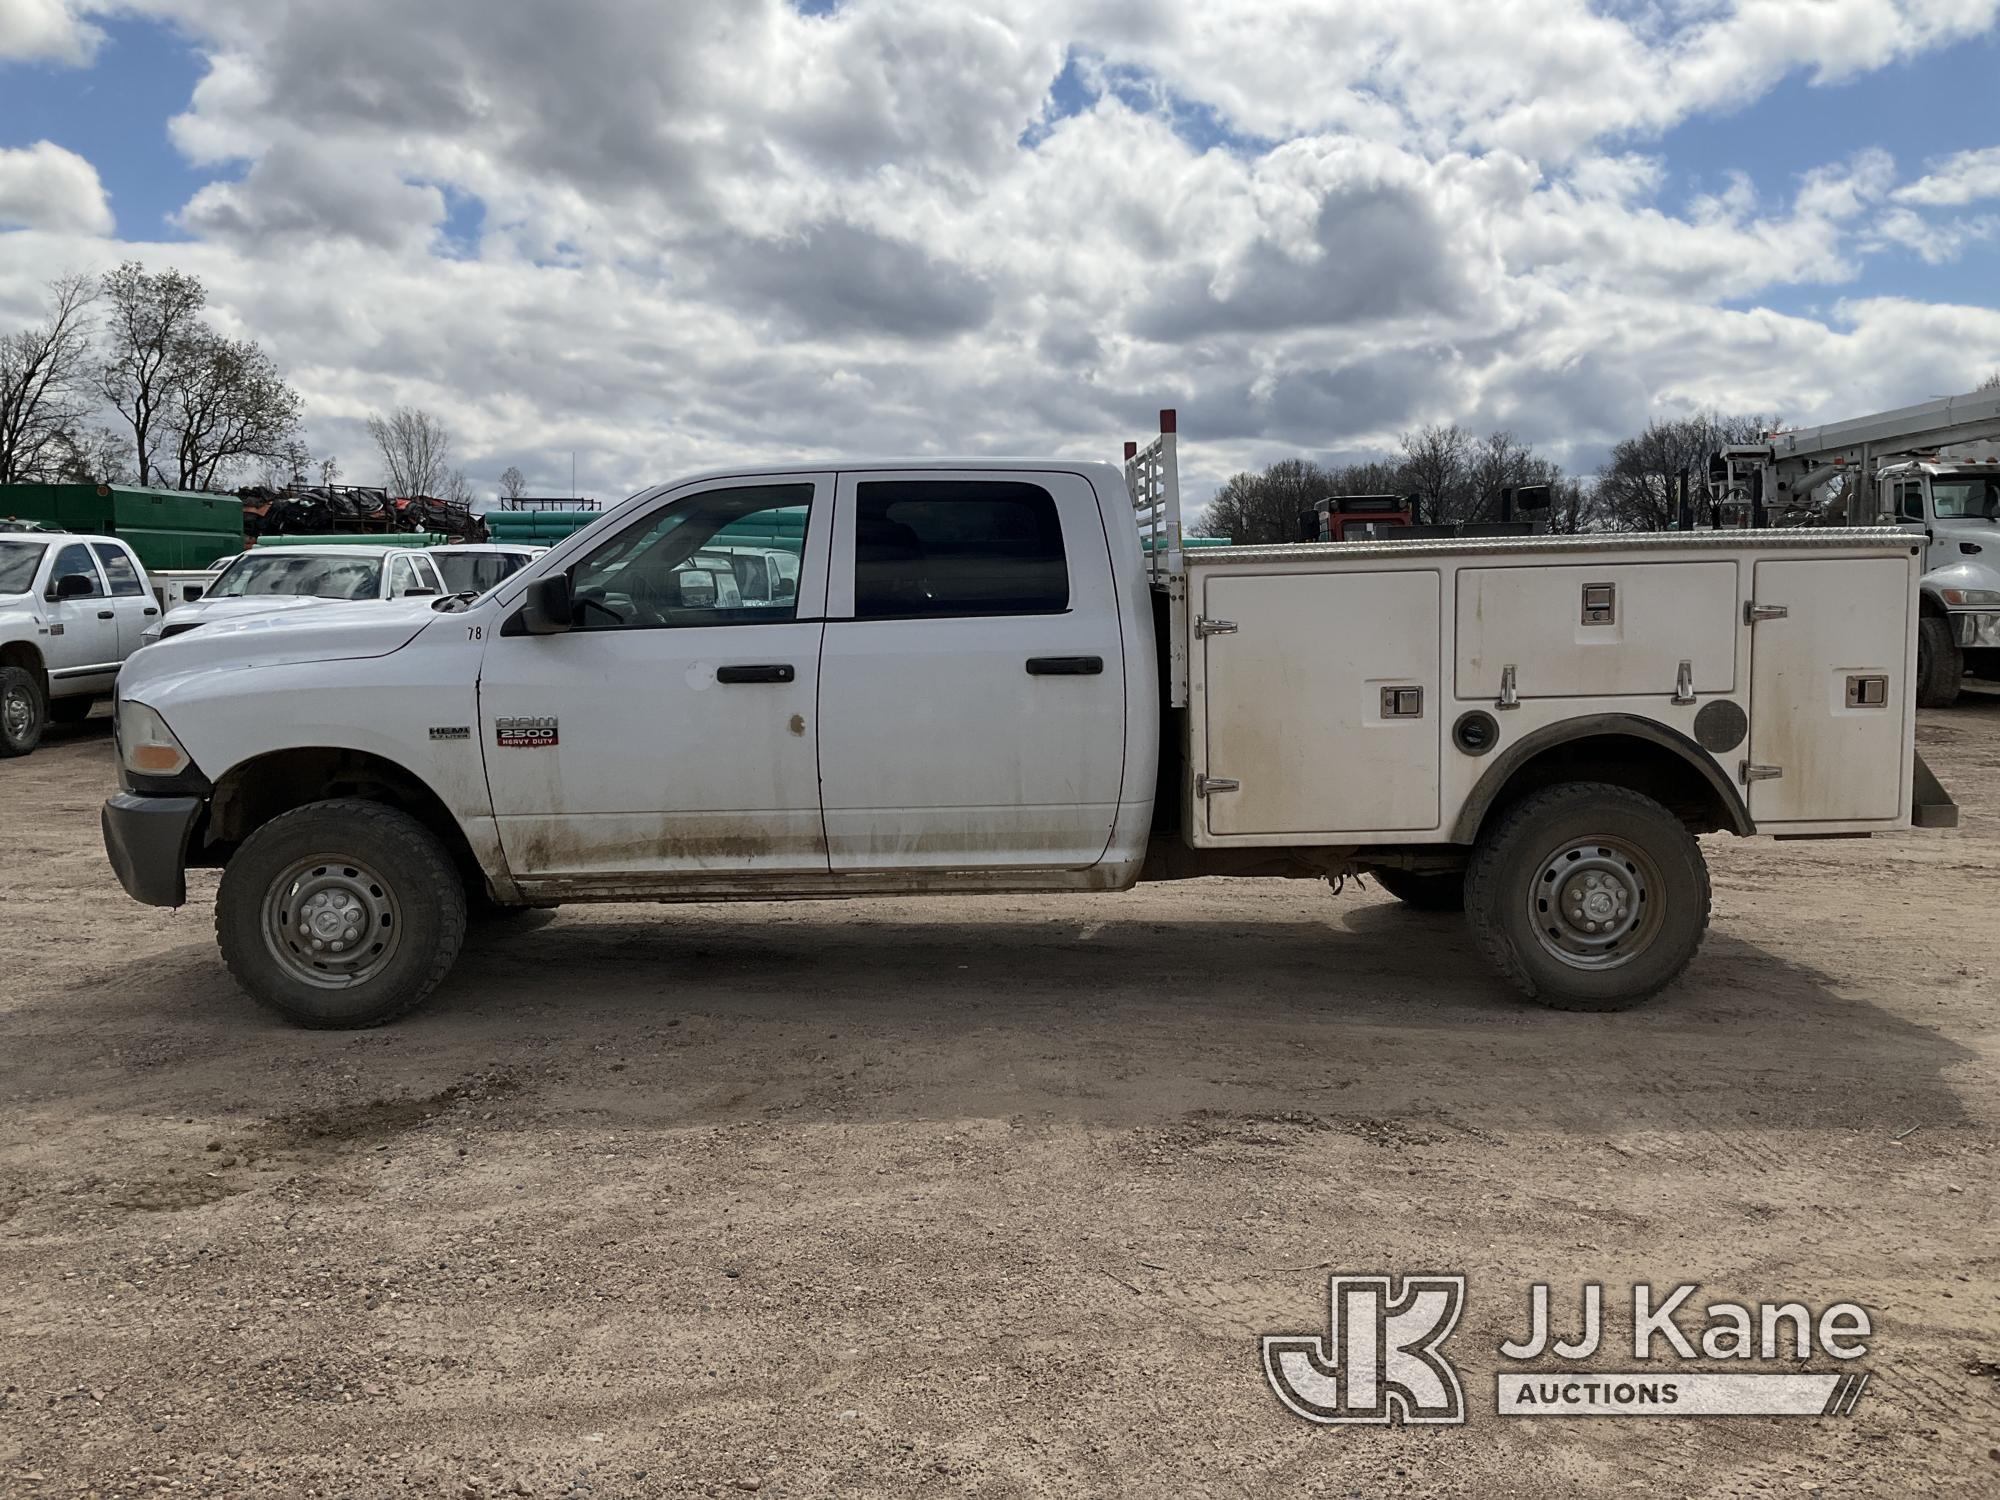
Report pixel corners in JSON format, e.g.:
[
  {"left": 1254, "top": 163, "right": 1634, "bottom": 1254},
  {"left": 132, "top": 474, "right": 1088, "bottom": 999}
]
[
  {"left": 2, "top": 684, "right": 33, "bottom": 741},
  {"left": 262, "top": 855, "right": 403, "bottom": 989},
  {"left": 1526, "top": 836, "right": 1665, "bottom": 971}
]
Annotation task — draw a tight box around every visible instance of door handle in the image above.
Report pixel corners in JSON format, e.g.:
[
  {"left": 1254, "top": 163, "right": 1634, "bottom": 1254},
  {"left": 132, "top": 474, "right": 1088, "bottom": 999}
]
[
  {"left": 96, "top": 610, "right": 115, "bottom": 620},
  {"left": 715, "top": 663, "right": 795, "bottom": 684},
  {"left": 143, "top": 607, "right": 158, "bottom": 616},
  {"left": 1026, "top": 656, "right": 1104, "bottom": 675}
]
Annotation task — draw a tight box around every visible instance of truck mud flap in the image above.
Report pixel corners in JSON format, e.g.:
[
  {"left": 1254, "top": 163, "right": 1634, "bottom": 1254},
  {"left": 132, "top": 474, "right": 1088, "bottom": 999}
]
[{"left": 1911, "top": 751, "right": 1959, "bottom": 830}]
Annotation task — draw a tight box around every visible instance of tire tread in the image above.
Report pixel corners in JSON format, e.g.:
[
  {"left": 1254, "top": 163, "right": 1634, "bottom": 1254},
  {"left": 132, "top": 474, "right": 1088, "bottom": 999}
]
[
  {"left": 215, "top": 799, "right": 466, "bottom": 1029},
  {"left": 1465, "top": 781, "right": 1710, "bottom": 1011}
]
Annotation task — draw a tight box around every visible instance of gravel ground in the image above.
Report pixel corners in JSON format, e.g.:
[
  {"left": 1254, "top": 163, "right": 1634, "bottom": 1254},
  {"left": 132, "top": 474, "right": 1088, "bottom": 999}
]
[{"left": 1, "top": 699, "right": 1996, "bottom": 1498}]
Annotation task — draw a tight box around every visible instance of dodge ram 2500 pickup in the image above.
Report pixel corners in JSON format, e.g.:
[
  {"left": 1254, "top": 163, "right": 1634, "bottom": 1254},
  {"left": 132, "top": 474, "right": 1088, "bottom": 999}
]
[
  {"left": 100, "top": 414, "right": 1956, "bottom": 1027},
  {"left": 2, "top": 529, "right": 159, "bottom": 755}
]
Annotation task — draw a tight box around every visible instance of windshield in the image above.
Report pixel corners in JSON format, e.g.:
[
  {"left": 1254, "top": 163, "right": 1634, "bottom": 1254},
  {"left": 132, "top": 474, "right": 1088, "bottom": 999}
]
[
  {"left": 0, "top": 540, "right": 47, "bottom": 595},
  {"left": 210, "top": 553, "right": 382, "bottom": 601},
  {"left": 434, "top": 551, "right": 528, "bottom": 595},
  {"left": 1931, "top": 475, "right": 2000, "bottom": 521}
]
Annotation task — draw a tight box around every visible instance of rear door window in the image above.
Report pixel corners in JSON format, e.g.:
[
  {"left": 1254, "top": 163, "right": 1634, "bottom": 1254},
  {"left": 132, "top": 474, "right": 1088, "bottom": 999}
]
[
  {"left": 851, "top": 479, "right": 1068, "bottom": 620},
  {"left": 92, "top": 544, "right": 146, "bottom": 596}
]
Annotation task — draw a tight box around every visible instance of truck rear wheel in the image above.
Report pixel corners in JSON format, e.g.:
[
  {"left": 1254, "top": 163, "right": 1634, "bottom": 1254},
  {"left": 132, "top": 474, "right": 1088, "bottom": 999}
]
[
  {"left": 1917, "top": 615, "right": 1962, "bottom": 708},
  {"left": 1366, "top": 867, "right": 1465, "bottom": 912},
  {"left": 1465, "top": 783, "right": 1709, "bottom": 1012},
  {"left": 215, "top": 799, "right": 467, "bottom": 1029},
  {"left": 0, "top": 666, "right": 45, "bottom": 757}
]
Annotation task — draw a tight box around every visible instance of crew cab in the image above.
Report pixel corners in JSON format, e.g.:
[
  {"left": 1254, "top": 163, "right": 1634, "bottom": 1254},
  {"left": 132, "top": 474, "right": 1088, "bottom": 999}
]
[
  {"left": 1879, "top": 457, "right": 2000, "bottom": 705},
  {"left": 141, "top": 544, "right": 446, "bottom": 645},
  {"left": 100, "top": 415, "right": 1955, "bottom": 1027},
  {"left": 1, "top": 530, "right": 158, "bottom": 755}
]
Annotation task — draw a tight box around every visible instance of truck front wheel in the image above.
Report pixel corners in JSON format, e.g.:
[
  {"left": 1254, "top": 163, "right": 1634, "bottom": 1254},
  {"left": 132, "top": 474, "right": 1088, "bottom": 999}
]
[
  {"left": 1, "top": 666, "right": 45, "bottom": 757},
  {"left": 215, "top": 799, "right": 467, "bottom": 1029},
  {"left": 1465, "top": 783, "right": 1710, "bottom": 1012},
  {"left": 1917, "top": 615, "right": 1962, "bottom": 708}
]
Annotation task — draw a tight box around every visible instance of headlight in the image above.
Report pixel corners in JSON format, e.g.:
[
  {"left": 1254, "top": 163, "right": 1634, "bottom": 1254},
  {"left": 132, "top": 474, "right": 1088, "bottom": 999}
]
[
  {"left": 117, "top": 701, "right": 191, "bottom": 777},
  {"left": 1940, "top": 588, "right": 2000, "bottom": 607}
]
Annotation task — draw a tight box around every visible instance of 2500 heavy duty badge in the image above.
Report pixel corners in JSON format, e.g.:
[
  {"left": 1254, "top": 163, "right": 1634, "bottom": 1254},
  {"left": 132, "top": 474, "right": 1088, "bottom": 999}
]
[{"left": 495, "top": 715, "right": 558, "bottom": 749}]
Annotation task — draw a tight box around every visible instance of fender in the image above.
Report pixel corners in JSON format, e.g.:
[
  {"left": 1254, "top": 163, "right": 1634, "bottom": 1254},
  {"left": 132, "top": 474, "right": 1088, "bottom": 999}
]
[{"left": 1449, "top": 712, "right": 1754, "bottom": 844}]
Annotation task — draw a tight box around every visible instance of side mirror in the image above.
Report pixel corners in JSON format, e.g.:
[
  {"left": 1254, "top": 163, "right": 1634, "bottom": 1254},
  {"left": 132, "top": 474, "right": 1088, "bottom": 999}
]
[
  {"left": 676, "top": 569, "right": 718, "bottom": 608},
  {"left": 52, "top": 572, "right": 95, "bottom": 601},
  {"left": 519, "top": 573, "right": 573, "bottom": 634},
  {"left": 775, "top": 576, "right": 797, "bottom": 602}
]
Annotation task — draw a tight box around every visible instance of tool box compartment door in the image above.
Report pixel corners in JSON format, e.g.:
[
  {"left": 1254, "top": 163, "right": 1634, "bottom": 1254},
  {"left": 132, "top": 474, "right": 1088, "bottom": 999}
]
[{"left": 1200, "top": 569, "right": 1441, "bottom": 838}]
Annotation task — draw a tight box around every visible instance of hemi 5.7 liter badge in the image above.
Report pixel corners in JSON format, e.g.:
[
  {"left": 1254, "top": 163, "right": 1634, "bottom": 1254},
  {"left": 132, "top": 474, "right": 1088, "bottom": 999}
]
[{"left": 495, "top": 715, "right": 558, "bottom": 749}]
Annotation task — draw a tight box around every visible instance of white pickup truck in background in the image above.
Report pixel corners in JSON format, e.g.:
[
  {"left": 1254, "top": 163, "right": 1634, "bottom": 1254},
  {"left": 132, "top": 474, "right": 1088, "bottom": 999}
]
[
  {"left": 2, "top": 530, "right": 160, "bottom": 755},
  {"left": 141, "top": 544, "right": 447, "bottom": 645},
  {"left": 100, "top": 413, "right": 1955, "bottom": 1027}
]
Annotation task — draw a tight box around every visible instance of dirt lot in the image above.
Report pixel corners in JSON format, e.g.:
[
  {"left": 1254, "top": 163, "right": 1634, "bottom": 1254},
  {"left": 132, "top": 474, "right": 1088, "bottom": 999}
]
[{"left": 1, "top": 703, "right": 1996, "bottom": 1499}]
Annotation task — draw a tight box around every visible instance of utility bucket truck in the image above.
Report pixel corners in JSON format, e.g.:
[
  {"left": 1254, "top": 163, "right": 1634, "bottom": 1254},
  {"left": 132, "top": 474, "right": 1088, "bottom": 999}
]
[
  {"left": 102, "top": 412, "right": 1955, "bottom": 1028},
  {"left": 1713, "top": 385, "right": 2000, "bottom": 705}
]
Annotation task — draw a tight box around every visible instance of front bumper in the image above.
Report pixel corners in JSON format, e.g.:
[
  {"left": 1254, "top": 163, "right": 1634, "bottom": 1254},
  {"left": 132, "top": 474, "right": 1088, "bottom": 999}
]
[
  {"left": 1950, "top": 611, "right": 2000, "bottom": 648},
  {"left": 102, "top": 793, "right": 204, "bottom": 908}
]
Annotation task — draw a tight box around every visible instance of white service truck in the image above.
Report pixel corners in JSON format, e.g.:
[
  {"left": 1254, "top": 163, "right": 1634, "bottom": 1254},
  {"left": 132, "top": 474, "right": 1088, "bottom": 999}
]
[
  {"left": 1875, "top": 456, "right": 2000, "bottom": 704},
  {"left": 101, "top": 414, "right": 1955, "bottom": 1027},
  {"left": 2, "top": 530, "right": 160, "bottom": 755},
  {"left": 1714, "top": 386, "right": 2000, "bottom": 706}
]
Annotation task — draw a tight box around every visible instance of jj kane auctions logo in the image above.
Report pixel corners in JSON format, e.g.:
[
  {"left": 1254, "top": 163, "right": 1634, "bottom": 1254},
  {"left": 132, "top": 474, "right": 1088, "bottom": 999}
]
[{"left": 1265, "top": 1276, "right": 1872, "bottom": 1424}]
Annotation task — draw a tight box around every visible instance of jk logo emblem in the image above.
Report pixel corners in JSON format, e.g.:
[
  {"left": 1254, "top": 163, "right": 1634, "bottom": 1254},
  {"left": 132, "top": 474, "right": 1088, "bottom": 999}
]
[{"left": 1264, "top": 1274, "right": 1467, "bottom": 1425}]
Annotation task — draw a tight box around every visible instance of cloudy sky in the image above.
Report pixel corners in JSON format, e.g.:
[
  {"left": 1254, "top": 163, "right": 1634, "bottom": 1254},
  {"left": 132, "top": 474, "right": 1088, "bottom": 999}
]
[{"left": 3, "top": 0, "right": 2000, "bottom": 506}]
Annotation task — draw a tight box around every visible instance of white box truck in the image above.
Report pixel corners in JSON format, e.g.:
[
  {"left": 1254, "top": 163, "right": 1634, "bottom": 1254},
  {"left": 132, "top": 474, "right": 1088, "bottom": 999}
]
[{"left": 101, "top": 413, "right": 1955, "bottom": 1027}]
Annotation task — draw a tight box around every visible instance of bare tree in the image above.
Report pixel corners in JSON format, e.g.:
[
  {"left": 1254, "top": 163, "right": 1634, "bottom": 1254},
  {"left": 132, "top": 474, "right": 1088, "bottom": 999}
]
[
  {"left": 442, "top": 468, "right": 475, "bottom": 507},
  {"left": 1194, "top": 457, "right": 1338, "bottom": 544},
  {"left": 259, "top": 436, "right": 315, "bottom": 490},
  {"left": 1398, "top": 422, "right": 1474, "bottom": 525},
  {"left": 98, "top": 261, "right": 207, "bottom": 486},
  {"left": 1542, "top": 476, "right": 1597, "bottom": 535},
  {"left": 49, "top": 424, "right": 127, "bottom": 483},
  {"left": 1595, "top": 412, "right": 1770, "bottom": 531},
  {"left": 498, "top": 464, "right": 527, "bottom": 505},
  {"left": 165, "top": 331, "right": 302, "bottom": 491},
  {"left": 0, "top": 272, "right": 97, "bottom": 484},
  {"left": 367, "top": 406, "right": 454, "bottom": 496},
  {"left": 1981, "top": 371, "right": 2000, "bottom": 391},
  {"left": 319, "top": 455, "right": 340, "bottom": 487}
]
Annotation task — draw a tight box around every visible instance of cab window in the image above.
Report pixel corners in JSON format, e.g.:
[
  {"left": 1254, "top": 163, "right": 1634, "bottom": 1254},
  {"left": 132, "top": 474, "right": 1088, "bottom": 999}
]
[{"left": 567, "top": 485, "right": 813, "bottom": 629}]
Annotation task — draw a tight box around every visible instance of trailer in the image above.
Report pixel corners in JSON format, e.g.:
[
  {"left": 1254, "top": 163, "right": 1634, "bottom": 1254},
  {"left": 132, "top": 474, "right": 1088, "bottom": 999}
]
[{"left": 0, "top": 482, "right": 244, "bottom": 572}]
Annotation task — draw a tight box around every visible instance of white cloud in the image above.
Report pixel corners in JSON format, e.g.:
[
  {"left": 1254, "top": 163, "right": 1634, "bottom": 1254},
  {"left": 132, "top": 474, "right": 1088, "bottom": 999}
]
[
  {"left": 176, "top": 139, "right": 446, "bottom": 251},
  {"left": 0, "top": 141, "right": 113, "bottom": 234},
  {"left": 3, "top": 0, "right": 1999, "bottom": 501},
  {"left": 0, "top": 0, "right": 101, "bottom": 64},
  {"left": 1894, "top": 144, "right": 2000, "bottom": 206},
  {"left": 1867, "top": 206, "right": 1999, "bottom": 264}
]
